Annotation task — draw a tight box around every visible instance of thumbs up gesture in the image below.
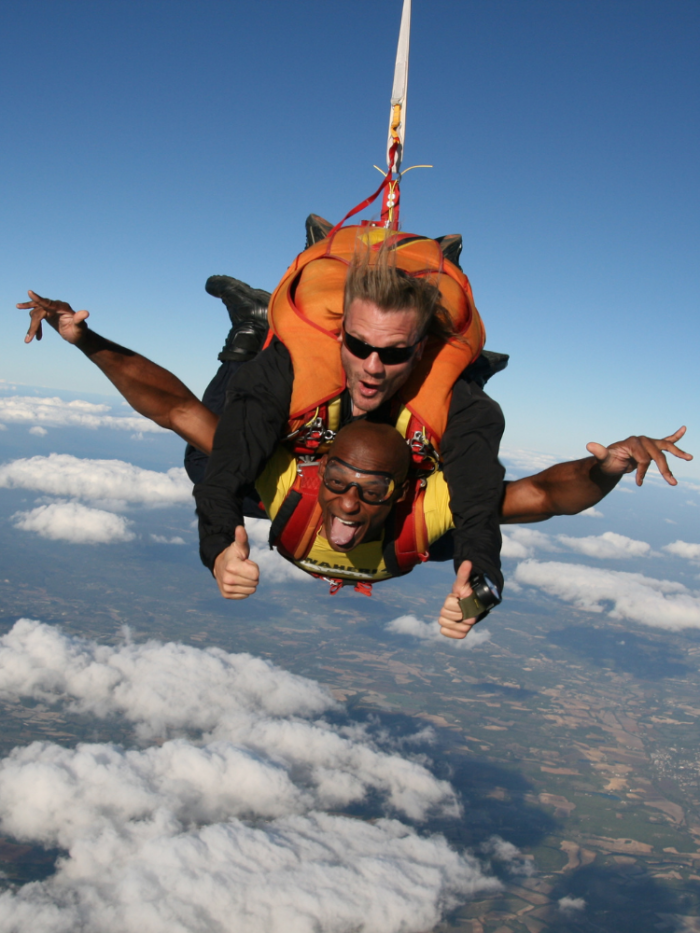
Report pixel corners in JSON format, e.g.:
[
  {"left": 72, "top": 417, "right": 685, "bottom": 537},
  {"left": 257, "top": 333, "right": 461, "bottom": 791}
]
[
  {"left": 438, "top": 560, "right": 476, "bottom": 640},
  {"left": 213, "top": 526, "right": 260, "bottom": 600}
]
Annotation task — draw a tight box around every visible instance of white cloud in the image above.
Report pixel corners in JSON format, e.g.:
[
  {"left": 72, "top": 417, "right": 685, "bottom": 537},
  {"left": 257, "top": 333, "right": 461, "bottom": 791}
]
[
  {"left": 664, "top": 540, "right": 700, "bottom": 563},
  {"left": 0, "top": 395, "right": 164, "bottom": 433},
  {"left": 500, "top": 447, "right": 559, "bottom": 475},
  {"left": 246, "top": 517, "right": 312, "bottom": 584},
  {"left": 386, "top": 614, "right": 491, "bottom": 648},
  {"left": 501, "top": 527, "right": 558, "bottom": 559},
  {"left": 558, "top": 896, "right": 586, "bottom": 914},
  {"left": 12, "top": 500, "right": 136, "bottom": 544},
  {"left": 502, "top": 528, "right": 651, "bottom": 561},
  {"left": 481, "top": 836, "right": 534, "bottom": 876},
  {"left": 0, "top": 454, "right": 191, "bottom": 507},
  {"left": 0, "top": 620, "right": 502, "bottom": 931},
  {"left": 150, "top": 534, "right": 186, "bottom": 545},
  {"left": 387, "top": 614, "right": 440, "bottom": 640},
  {"left": 514, "top": 560, "right": 700, "bottom": 630},
  {"left": 0, "top": 423, "right": 7, "bottom": 430},
  {"left": 557, "top": 531, "right": 651, "bottom": 559},
  {"left": 578, "top": 506, "right": 603, "bottom": 517},
  {"left": 28, "top": 425, "right": 47, "bottom": 436}
]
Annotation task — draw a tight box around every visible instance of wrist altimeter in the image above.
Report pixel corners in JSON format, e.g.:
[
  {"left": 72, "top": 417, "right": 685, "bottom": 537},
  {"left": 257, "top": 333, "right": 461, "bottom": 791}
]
[{"left": 458, "top": 573, "right": 501, "bottom": 623}]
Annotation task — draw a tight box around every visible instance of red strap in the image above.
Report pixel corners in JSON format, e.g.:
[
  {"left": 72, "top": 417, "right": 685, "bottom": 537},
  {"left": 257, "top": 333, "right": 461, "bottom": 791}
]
[
  {"left": 324, "top": 578, "right": 373, "bottom": 596},
  {"left": 327, "top": 143, "right": 399, "bottom": 238},
  {"left": 274, "top": 465, "right": 323, "bottom": 562},
  {"left": 392, "top": 480, "right": 430, "bottom": 574}
]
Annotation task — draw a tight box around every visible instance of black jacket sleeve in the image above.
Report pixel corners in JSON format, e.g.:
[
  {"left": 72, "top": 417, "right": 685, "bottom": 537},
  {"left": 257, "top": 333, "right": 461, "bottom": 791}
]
[
  {"left": 194, "top": 338, "right": 294, "bottom": 572},
  {"left": 440, "top": 375, "right": 506, "bottom": 593}
]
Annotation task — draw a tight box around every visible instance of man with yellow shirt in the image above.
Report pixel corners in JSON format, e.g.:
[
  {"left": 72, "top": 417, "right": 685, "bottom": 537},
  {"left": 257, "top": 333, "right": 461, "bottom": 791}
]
[{"left": 215, "top": 418, "right": 690, "bottom": 640}]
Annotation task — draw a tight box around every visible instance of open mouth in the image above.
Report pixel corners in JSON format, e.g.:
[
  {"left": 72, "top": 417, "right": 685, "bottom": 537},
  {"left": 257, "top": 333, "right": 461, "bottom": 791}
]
[
  {"left": 358, "top": 380, "right": 381, "bottom": 397},
  {"left": 329, "top": 515, "right": 363, "bottom": 549}
]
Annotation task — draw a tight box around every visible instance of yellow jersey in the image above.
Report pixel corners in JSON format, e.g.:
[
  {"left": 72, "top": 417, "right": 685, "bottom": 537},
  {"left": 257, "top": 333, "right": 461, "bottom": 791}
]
[{"left": 256, "top": 447, "right": 454, "bottom": 582}]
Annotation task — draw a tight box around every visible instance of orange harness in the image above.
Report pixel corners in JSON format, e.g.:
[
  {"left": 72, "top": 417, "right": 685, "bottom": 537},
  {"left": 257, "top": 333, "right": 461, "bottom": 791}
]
[
  {"left": 264, "top": 225, "right": 487, "bottom": 460},
  {"left": 268, "top": 461, "right": 430, "bottom": 595}
]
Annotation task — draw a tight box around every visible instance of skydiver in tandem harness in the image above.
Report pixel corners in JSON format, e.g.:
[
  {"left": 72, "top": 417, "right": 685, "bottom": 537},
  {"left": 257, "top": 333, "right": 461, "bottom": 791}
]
[{"left": 19, "top": 289, "right": 691, "bottom": 639}]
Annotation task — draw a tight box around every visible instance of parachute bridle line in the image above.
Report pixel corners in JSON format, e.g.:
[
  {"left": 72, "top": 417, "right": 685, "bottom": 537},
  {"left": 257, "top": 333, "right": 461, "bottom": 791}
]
[{"left": 328, "top": 0, "right": 412, "bottom": 238}]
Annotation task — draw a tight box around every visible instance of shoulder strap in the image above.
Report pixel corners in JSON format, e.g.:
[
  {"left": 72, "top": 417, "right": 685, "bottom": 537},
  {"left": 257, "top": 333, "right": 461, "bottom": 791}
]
[
  {"left": 382, "top": 478, "right": 430, "bottom": 577},
  {"left": 269, "top": 463, "right": 323, "bottom": 561}
]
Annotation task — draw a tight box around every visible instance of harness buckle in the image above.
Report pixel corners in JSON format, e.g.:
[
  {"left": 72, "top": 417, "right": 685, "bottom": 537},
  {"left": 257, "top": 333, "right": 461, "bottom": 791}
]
[
  {"left": 296, "top": 456, "right": 321, "bottom": 475},
  {"left": 407, "top": 430, "right": 439, "bottom": 475},
  {"left": 294, "top": 416, "right": 337, "bottom": 451}
]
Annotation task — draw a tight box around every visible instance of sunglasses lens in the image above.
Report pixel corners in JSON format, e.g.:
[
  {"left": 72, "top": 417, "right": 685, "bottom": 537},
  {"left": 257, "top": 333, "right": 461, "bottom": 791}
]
[
  {"left": 343, "top": 330, "right": 415, "bottom": 365},
  {"left": 377, "top": 345, "right": 414, "bottom": 365}
]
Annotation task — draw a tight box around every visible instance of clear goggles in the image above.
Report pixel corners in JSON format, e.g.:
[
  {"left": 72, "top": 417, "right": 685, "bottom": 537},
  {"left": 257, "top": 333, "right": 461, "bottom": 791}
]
[{"left": 322, "top": 457, "right": 396, "bottom": 504}]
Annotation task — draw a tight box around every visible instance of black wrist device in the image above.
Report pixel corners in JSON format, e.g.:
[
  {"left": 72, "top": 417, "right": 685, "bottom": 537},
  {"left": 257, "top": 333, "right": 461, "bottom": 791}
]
[{"left": 458, "top": 573, "right": 502, "bottom": 623}]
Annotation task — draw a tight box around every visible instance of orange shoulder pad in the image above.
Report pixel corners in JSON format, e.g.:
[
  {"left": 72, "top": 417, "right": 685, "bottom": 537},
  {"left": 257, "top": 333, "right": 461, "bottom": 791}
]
[{"left": 267, "top": 225, "right": 486, "bottom": 436}]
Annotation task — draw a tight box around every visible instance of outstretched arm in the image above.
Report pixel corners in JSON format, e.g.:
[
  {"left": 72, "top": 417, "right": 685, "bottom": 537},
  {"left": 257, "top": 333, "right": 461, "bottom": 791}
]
[
  {"left": 501, "top": 428, "right": 692, "bottom": 524},
  {"left": 19, "top": 290, "right": 218, "bottom": 454}
]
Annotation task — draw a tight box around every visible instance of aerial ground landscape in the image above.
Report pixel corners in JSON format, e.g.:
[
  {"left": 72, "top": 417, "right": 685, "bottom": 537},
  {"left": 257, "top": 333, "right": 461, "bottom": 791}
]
[{"left": 0, "top": 396, "right": 699, "bottom": 931}]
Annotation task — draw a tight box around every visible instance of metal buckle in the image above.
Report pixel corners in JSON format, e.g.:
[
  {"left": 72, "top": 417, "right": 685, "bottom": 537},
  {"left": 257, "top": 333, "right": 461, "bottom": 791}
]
[
  {"left": 295, "top": 416, "right": 336, "bottom": 450},
  {"left": 407, "top": 430, "right": 438, "bottom": 475}
]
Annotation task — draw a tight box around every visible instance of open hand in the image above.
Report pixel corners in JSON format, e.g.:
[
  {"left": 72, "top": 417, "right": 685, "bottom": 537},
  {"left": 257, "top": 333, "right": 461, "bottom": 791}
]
[
  {"left": 18, "top": 290, "right": 89, "bottom": 345},
  {"left": 213, "top": 526, "right": 260, "bottom": 600},
  {"left": 438, "top": 560, "right": 478, "bottom": 640},
  {"left": 587, "top": 427, "right": 692, "bottom": 487}
]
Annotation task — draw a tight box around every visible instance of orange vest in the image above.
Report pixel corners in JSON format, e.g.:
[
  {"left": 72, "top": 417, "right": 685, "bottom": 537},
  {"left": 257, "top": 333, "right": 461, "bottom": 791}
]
[{"left": 266, "top": 225, "right": 486, "bottom": 460}]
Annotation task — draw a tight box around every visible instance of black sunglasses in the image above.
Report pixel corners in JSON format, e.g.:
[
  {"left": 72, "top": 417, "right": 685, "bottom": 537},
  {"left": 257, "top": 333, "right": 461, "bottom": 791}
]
[{"left": 342, "top": 326, "right": 422, "bottom": 366}]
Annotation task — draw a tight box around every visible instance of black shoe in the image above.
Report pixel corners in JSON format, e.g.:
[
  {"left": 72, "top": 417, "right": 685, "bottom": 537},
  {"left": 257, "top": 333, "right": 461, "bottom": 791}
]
[
  {"left": 205, "top": 275, "right": 271, "bottom": 326},
  {"left": 305, "top": 213, "right": 333, "bottom": 249},
  {"left": 205, "top": 275, "right": 270, "bottom": 362}
]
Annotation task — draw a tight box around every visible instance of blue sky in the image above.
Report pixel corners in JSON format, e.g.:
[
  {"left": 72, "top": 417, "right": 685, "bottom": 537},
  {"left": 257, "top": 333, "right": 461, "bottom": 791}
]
[{"left": 1, "top": 0, "right": 698, "bottom": 468}]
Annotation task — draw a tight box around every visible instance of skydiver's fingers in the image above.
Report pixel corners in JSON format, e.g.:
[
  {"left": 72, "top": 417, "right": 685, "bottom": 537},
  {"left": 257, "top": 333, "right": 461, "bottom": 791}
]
[
  {"left": 227, "top": 559, "right": 259, "bottom": 584},
  {"left": 233, "top": 524, "right": 250, "bottom": 561},
  {"left": 24, "top": 310, "right": 43, "bottom": 343},
  {"left": 20, "top": 291, "right": 86, "bottom": 344},
  {"left": 216, "top": 560, "right": 260, "bottom": 600},
  {"left": 451, "top": 560, "right": 473, "bottom": 598},
  {"left": 659, "top": 427, "right": 692, "bottom": 461},
  {"left": 586, "top": 442, "right": 608, "bottom": 461},
  {"left": 637, "top": 436, "right": 678, "bottom": 486},
  {"left": 588, "top": 431, "right": 692, "bottom": 487},
  {"left": 438, "top": 593, "right": 477, "bottom": 639},
  {"left": 665, "top": 426, "right": 687, "bottom": 444}
]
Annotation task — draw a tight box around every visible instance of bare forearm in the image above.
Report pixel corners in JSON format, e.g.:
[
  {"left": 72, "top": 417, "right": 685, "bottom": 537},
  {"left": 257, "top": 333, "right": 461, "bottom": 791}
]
[
  {"left": 75, "top": 328, "right": 218, "bottom": 453},
  {"left": 501, "top": 457, "right": 621, "bottom": 524}
]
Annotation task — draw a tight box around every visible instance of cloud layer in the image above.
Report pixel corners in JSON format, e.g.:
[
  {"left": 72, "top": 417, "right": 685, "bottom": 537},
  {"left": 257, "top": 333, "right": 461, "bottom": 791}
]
[
  {"left": 0, "top": 620, "right": 501, "bottom": 931},
  {"left": 12, "top": 500, "right": 136, "bottom": 543},
  {"left": 386, "top": 614, "right": 491, "bottom": 648},
  {"left": 514, "top": 560, "right": 700, "bottom": 630},
  {"left": 664, "top": 540, "right": 700, "bottom": 562},
  {"left": 557, "top": 530, "right": 651, "bottom": 559},
  {"left": 502, "top": 527, "right": 651, "bottom": 560},
  {"left": 0, "top": 454, "right": 191, "bottom": 507},
  {"left": 0, "top": 395, "right": 163, "bottom": 433},
  {"left": 246, "top": 517, "right": 312, "bottom": 583}
]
